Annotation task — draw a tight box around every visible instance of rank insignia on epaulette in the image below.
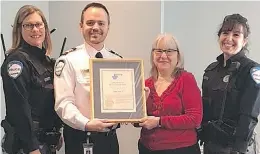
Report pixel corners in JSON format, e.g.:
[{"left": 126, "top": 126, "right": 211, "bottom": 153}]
[
  {"left": 108, "top": 50, "right": 123, "bottom": 58},
  {"left": 63, "top": 47, "right": 77, "bottom": 55}
]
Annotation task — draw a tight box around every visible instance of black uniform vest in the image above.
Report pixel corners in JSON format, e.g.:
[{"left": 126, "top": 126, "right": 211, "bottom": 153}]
[{"left": 18, "top": 48, "right": 62, "bottom": 131}]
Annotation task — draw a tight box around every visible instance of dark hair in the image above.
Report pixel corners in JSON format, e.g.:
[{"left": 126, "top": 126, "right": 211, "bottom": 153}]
[
  {"left": 80, "top": 2, "right": 110, "bottom": 24},
  {"left": 217, "top": 14, "right": 250, "bottom": 51},
  {"left": 218, "top": 14, "right": 250, "bottom": 38}
]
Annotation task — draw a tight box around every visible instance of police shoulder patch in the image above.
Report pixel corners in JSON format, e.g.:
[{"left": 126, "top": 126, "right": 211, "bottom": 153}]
[
  {"left": 55, "top": 59, "right": 65, "bottom": 76},
  {"left": 250, "top": 67, "right": 260, "bottom": 84},
  {"left": 7, "top": 61, "right": 23, "bottom": 79}
]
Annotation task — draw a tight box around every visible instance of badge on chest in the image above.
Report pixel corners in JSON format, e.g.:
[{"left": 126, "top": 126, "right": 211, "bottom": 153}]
[
  {"left": 81, "top": 69, "right": 89, "bottom": 77},
  {"left": 223, "top": 75, "right": 230, "bottom": 83},
  {"left": 77, "top": 69, "right": 90, "bottom": 84}
]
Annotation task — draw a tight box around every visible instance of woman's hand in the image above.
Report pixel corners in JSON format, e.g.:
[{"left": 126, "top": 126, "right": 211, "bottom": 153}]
[
  {"left": 139, "top": 116, "right": 160, "bottom": 130},
  {"left": 144, "top": 87, "right": 150, "bottom": 100}
]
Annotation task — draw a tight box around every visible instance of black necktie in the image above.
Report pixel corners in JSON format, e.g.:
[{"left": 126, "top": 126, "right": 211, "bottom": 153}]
[{"left": 95, "top": 52, "right": 103, "bottom": 58}]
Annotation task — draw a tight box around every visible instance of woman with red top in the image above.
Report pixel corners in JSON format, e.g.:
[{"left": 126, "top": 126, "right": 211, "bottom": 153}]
[{"left": 138, "top": 33, "right": 202, "bottom": 154}]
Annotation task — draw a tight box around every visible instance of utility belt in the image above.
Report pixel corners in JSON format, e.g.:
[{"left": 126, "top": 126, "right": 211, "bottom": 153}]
[
  {"left": 203, "top": 119, "right": 237, "bottom": 146},
  {"left": 1, "top": 120, "right": 61, "bottom": 154},
  {"left": 32, "top": 121, "right": 61, "bottom": 146},
  {"left": 1, "top": 119, "right": 20, "bottom": 154},
  {"left": 64, "top": 123, "right": 118, "bottom": 138},
  {"left": 86, "top": 129, "right": 117, "bottom": 137}
]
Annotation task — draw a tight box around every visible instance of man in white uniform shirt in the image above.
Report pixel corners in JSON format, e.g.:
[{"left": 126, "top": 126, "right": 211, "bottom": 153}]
[{"left": 54, "top": 2, "right": 121, "bottom": 154}]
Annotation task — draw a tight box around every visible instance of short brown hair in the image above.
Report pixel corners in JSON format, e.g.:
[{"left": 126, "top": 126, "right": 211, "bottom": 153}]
[{"left": 80, "top": 2, "right": 110, "bottom": 25}]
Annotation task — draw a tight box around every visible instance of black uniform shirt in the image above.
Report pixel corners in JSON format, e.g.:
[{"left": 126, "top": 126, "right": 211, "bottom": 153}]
[
  {"left": 202, "top": 51, "right": 260, "bottom": 153},
  {"left": 1, "top": 41, "right": 59, "bottom": 153}
]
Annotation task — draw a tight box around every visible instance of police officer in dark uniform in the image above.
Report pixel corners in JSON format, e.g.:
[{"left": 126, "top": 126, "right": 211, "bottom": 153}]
[
  {"left": 1, "top": 5, "right": 62, "bottom": 154},
  {"left": 199, "top": 14, "right": 260, "bottom": 154}
]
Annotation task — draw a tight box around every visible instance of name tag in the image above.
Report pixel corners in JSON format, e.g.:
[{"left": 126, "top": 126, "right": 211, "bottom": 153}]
[
  {"left": 77, "top": 69, "right": 90, "bottom": 84},
  {"left": 81, "top": 69, "right": 89, "bottom": 77},
  {"left": 83, "top": 143, "right": 94, "bottom": 154}
]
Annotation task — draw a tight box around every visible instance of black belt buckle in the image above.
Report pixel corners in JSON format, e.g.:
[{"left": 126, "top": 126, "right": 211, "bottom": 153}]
[{"left": 106, "top": 129, "right": 116, "bottom": 136}]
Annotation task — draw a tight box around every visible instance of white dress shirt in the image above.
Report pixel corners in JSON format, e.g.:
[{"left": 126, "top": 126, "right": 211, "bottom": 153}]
[{"left": 54, "top": 43, "right": 121, "bottom": 131}]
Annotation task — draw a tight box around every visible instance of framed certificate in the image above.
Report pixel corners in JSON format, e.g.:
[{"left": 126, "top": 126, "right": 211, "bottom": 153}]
[{"left": 89, "top": 59, "right": 147, "bottom": 123}]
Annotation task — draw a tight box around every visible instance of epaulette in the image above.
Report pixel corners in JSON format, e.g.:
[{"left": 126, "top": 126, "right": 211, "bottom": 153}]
[
  {"left": 205, "top": 61, "right": 219, "bottom": 71},
  {"left": 62, "top": 47, "right": 77, "bottom": 56},
  {"left": 108, "top": 50, "right": 123, "bottom": 58}
]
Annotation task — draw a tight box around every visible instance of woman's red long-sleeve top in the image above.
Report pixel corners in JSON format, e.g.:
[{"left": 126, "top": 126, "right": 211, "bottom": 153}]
[{"left": 140, "top": 71, "right": 203, "bottom": 150}]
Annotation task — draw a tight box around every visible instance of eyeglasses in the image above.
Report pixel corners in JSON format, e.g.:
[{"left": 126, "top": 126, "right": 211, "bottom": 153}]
[
  {"left": 152, "top": 48, "right": 178, "bottom": 56},
  {"left": 22, "top": 22, "right": 45, "bottom": 31}
]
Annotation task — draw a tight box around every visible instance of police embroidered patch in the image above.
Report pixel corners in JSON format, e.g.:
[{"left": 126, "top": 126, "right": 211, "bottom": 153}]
[
  {"left": 7, "top": 61, "right": 23, "bottom": 79},
  {"left": 250, "top": 67, "right": 260, "bottom": 84},
  {"left": 55, "top": 60, "right": 65, "bottom": 76}
]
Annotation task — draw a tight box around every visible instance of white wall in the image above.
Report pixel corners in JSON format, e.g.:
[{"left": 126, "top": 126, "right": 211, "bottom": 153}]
[
  {"left": 49, "top": 1, "right": 161, "bottom": 78},
  {"left": 1, "top": 0, "right": 49, "bottom": 115},
  {"left": 1, "top": 1, "right": 161, "bottom": 154},
  {"left": 163, "top": 1, "right": 260, "bottom": 150},
  {"left": 0, "top": 2, "right": 49, "bottom": 154},
  {"left": 164, "top": 1, "right": 260, "bottom": 87},
  {"left": 2, "top": 1, "right": 260, "bottom": 154},
  {"left": 49, "top": 2, "right": 161, "bottom": 154}
]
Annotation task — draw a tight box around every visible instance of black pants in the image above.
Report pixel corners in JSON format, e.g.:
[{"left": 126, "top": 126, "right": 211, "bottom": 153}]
[
  {"left": 138, "top": 140, "right": 201, "bottom": 154},
  {"left": 3, "top": 147, "right": 51, "bottom": 154},
  {"left": 203, "top": 142, "right": 241, "bottom": 154},
  {"left": 63, "top": 124, "right": 119, "bottom": 154},
  {"left": 1, "top": 134, "right": 52, "bottom": 154},
  {"left": 2, "top": 144, "right": 52, "bottom": 154}
]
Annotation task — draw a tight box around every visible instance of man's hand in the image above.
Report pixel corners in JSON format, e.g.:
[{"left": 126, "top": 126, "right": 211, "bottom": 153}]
[
  {"left": 139, "top": 116, "right": 160, "bottom": 130},
  {"left": 85, "top": 119, "right": 116, "bottom": 132},
  {"left": 29, "top": 149, "right": 41, "bottom": 154}
]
